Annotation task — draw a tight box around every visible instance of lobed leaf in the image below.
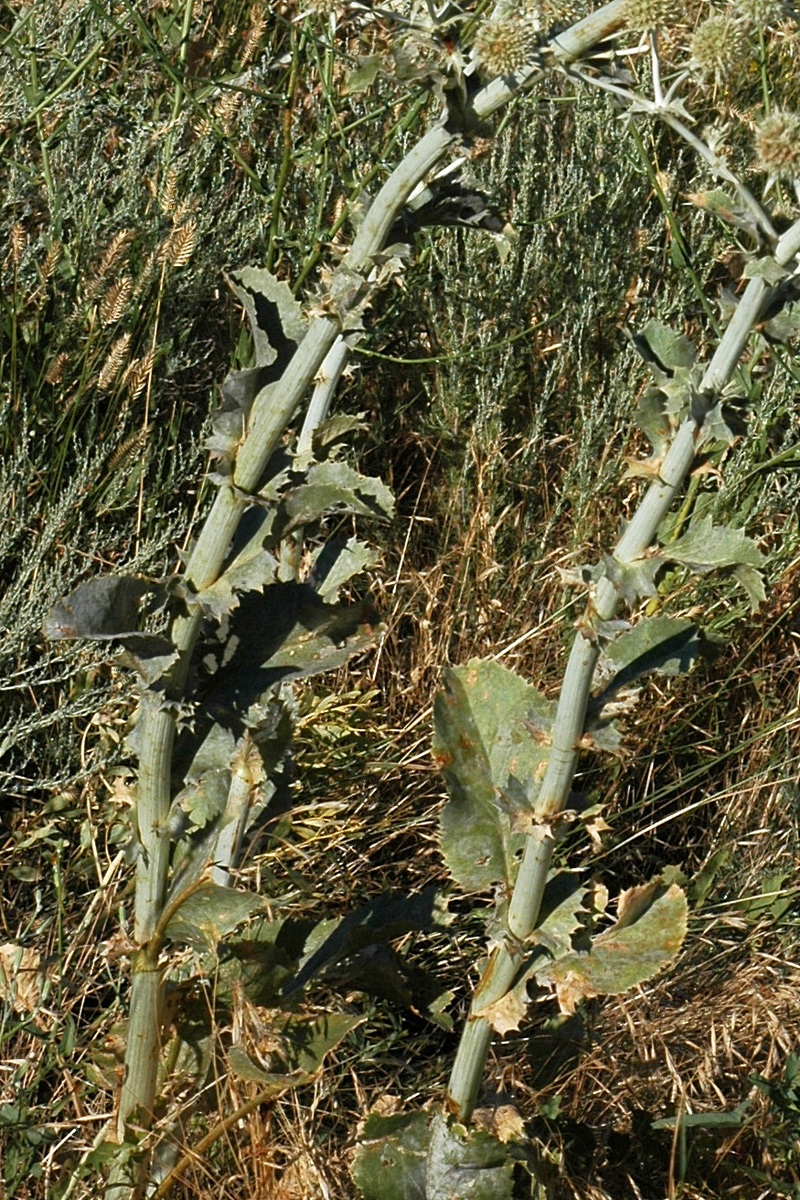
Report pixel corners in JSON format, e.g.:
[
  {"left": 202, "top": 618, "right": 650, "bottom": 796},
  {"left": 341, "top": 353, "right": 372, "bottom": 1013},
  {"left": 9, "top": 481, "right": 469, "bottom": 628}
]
[
  {"left": 535, "top": 881, "right": 687, "bottom": 1014},
  {"left": 602, "top": 615, "right": 702, "bottom": 685},
  {"left": 198, "top": 584, "right": 382, "bottom": 723},
  {"left": 629, "top": 319, "right": 696, "bottom": 376},
  {"left": 666, "top": 516, "right": 765, "bottom": 572},
  {"left": 281, "top": 460, "right": 395, "bottom": 533}
]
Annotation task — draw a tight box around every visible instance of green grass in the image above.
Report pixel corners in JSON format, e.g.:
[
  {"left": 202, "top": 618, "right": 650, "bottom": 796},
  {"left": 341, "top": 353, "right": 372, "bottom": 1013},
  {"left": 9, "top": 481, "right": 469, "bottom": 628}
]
[{"left": 3, "top": 2, "right": 800, "bottom": 1197}]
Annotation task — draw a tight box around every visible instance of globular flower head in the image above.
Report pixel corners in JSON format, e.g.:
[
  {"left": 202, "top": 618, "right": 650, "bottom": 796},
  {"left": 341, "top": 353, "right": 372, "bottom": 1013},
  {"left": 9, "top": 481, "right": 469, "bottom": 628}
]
[
  {"left": 473, "top": 15, "right": 541, "bottom": 76},
  {"left": 733, "top": 0, "right": 790, "bottom": 28},
  {"left": 623, "top": 0, "right": 682, "bottom": 31},
  {"left": 296, "top": 0, "right": 340, "bottom": 16},
  {"left": 754, "top": 109, "right": 800, "bottom": 180},
  {"left": 689, "top": 14, "right": 750, "bottom": 83}
]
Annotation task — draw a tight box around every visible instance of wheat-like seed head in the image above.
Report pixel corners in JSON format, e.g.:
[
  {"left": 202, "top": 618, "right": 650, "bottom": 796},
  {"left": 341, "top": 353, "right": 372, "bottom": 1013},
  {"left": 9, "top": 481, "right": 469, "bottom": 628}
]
[
  {"left": 41, "top": 241, "right": 62, "bottom": 282},
  {"left": 106, "top": 427, "right": 150, "bottom": 474},
  {"left": 160, "top": 169, "right": 178, "bottom": 215},
  {"left": 98, "top": 333, "right": 132, "bottom": 390},
  {"left": 44, "top": 352, "right": 69, "bottom": 386},
  {"left": 161, "top": 220, "right": 197, "bottom": 268},
  {"left": 85, "top": 231, "right": 135, "bottom": 300},
  {"left": 7, "top": 223, "right": 26, "bottom": 268},
  {"left": 124, "top": 347, "right": 156, "bottom": 401},
  {"left": 99, "top": 277, "right": 132, "bottom": 325},
  {"left": 242, "top": 6, "right": 267, "bottom": 67}
]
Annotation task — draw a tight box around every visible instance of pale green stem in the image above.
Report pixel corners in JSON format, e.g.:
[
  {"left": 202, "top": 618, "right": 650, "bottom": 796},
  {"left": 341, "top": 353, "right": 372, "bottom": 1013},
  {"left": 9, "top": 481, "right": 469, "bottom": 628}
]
[
  {"left": 108, "top": 0, "right": 689, "bottom": 1184},
  {"left": 446, "top": 213, "right": 800, "bottom": 1123}
]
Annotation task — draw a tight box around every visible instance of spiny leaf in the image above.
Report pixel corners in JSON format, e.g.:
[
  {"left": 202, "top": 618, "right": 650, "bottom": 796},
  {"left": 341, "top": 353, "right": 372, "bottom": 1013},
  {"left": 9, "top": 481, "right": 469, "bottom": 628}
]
[
  {"left": 634, "top": 386, "right": 672, "bottom": 458},
  {"left": 601, "top": 554, "right": 663, "bottom": 604},
  {"left": 352, "top": 1110, "right": 430, "bottom": 1200},
  {"left": 536, "top": 871, "right": 591, "bottom": 959},
  {"left": 312, "top": 413, "right": 369, "bottom": 459},
  {"left": 217, "top": 915, "right": 308, "bottom": 1008},
  {"left": 698, "top": 400, "right": 737, "bottom": 447},
  {"left": 279, "top": 1011, "right": 364, "bottom": 1074},
  {"left": 198, "top": 585, "right": 382, "bottom": 723},
  {"left": 226, "top": 1010, "right": 361, "bottom": 1083},
  {"left": 535, "top": 882, "right": 687, "bottom": 1014},
  {"left": 311, "top": 537, "right": 380, "bottom": 602},
  {"left": 666, "top": 516, "right": 765, "bottom": 572},
  {"left": 742, "top": 256, "right": 789, "bottom": 285},
  {"left": 172, "top": 724, "right": 237, "bottom": 833},
  {"left": 433, "top": 659, "right": 554, "bottom": 892},
  {"left": 602, "top": 616, "right": 702, "bottom": 685},
  {"left": 43, "top": 576, "right": 149, "bottom": 640},
  {"left": 628, "top": 319, "right": 696, "bottom": 376},
  {"left": 210, "top": 267, "right": 307, "bottom": 468},
  {"left": 232, "top": 266, "right": 308, "bottom": 352},
  {"left": 427, "top": 1113, "right": 516, "bottom": 1200},
  {"left": 164, "top": 882, "right": 265, "bottom": 950},
  {"left": 226, "top": 1045, "right": 307, "bottom": 1085},
  {"left": 288, "top": 887, "right": 452, "bottom": 998},
  {"left": 196, "top": 523, "right": 280, "bottom": 620},
  {"left": 281, "top": 460, "right": 395, "bottom": 532},
  {"left": 117, "top": 636, "right": 179, "bottom": 684}
]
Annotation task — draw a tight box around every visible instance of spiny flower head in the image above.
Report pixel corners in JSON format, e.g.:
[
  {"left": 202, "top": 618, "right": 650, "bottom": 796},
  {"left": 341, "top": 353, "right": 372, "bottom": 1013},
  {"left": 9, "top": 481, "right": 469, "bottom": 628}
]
[
  {"left": 733, "top": 0, "right": 790, "bottom": 28},
  {"left": 689, "top": 13, "right": 750, "bottom": 83},
  {"left": 473, "top": 14, "right": 541, "bottom": 76},
  {"left": 623, "top": 0, "right": 681, "bottom": 31},
  {"left": 754, "top": 109, "right": 800, "bottom": 179}
]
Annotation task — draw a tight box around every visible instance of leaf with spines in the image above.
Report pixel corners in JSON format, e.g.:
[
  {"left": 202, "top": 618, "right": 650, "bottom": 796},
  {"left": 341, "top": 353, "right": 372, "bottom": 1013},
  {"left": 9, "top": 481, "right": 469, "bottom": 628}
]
[
  {"left": 352, "top": 1110, "right": 429, "bottom": 1200},
  {"left": 666, "top": 516, "right": 765, "bottom": 573},
  {"left": 210, "top": 268, "right": 307, "bottom": 469},
  {"left": 433, "top": 660, "right": 554, "bottom": 892},
  {"left": 743, "top": 255, "right": 789, "bottom": 285},
  {"left": 633, "top": 385, "right": 672, "bottom": 459},
  {"left": 311, "top": 537, "right": 380, "bottom": 602},
  {"left": 600, "top": 553, "right": 663, "bottom": 604},
  {"left": 601, "top": 615, "right": 702, "bottom": 688},
  {"left": 280, "top": 460, "right": 395, "bottom": 533},
  {"left": 289, "top": 887, "right": 452, "bottom": 995},
  {"left": 198, "top": 585, "right": 382, "bottom": 724},
  {"left": 195, "top": 519, "right": 280, "bottom": 620},
  {"left": 222, "top": 267, "right": 307, "bottom": 407},
  {"left": 534, "top": 880, "right": 687, "bottom": 1014},
  {"left": 163, "top": 881, "right": 266, "bottom": 950},
  {"left": 628, "top": 319, "right": 696, "bottom": 378},
  {"left": 171, "top": 723, "right": 237, "bottom": 834}
]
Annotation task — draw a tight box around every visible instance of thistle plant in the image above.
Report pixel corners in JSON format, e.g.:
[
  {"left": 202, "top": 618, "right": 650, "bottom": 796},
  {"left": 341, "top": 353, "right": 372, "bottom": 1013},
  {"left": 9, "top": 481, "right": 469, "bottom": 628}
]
[{"left": 30, "top": 0, "right": 800, "bottom": 1196}]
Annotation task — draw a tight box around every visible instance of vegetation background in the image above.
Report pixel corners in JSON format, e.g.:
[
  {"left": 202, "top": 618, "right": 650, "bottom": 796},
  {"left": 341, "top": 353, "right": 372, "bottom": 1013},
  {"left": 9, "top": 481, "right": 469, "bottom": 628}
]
[{"left": 2, "top": 0, "right": 800, "bottom": 1196}]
